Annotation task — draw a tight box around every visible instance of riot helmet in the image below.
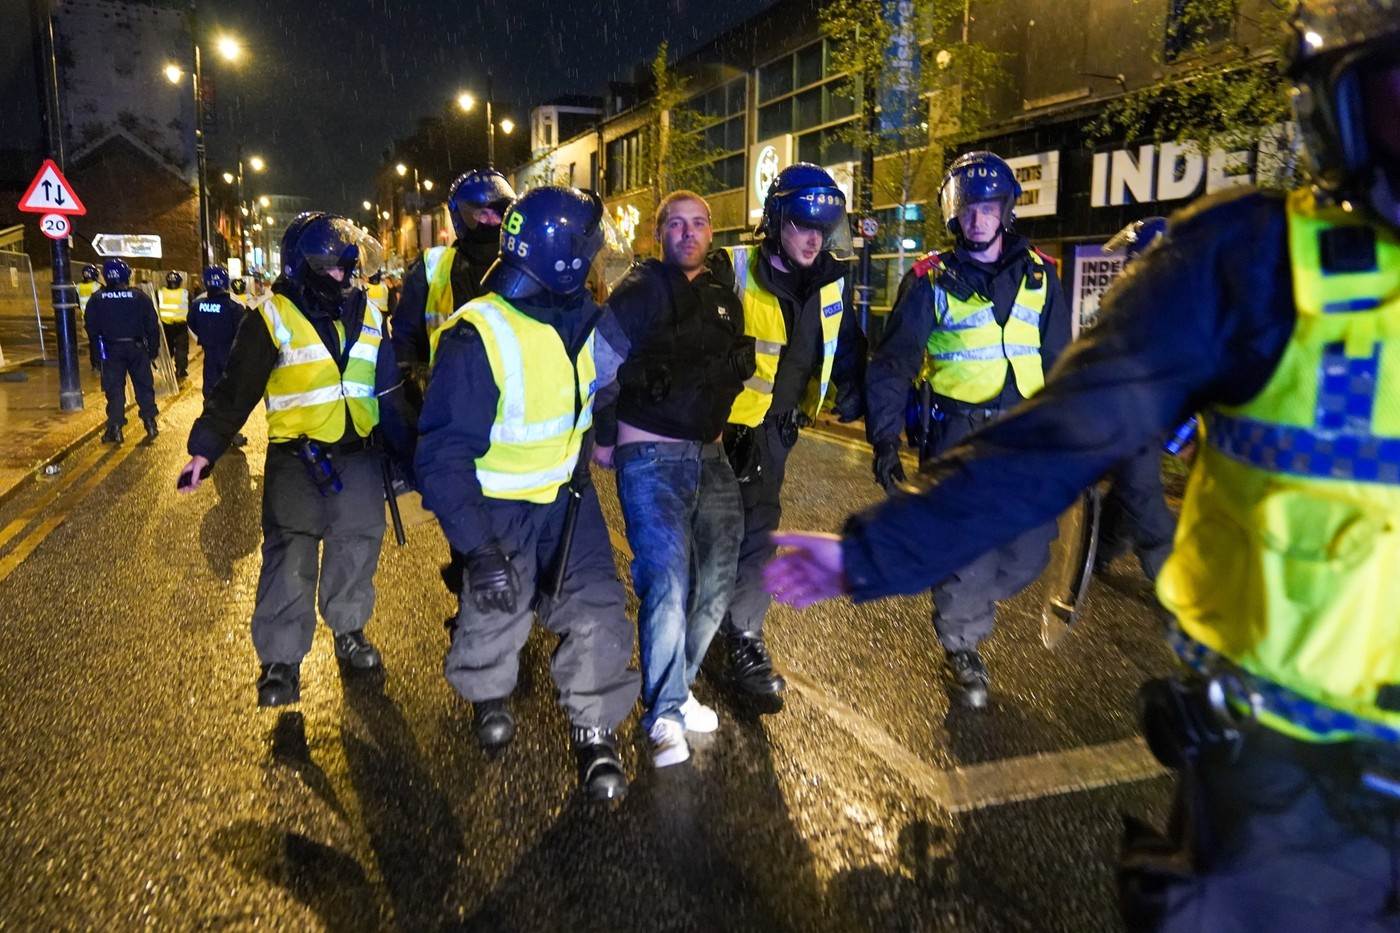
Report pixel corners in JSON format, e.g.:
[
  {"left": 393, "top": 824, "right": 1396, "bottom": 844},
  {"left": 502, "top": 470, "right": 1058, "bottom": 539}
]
[
  {"left": 102, "top": 258, "right": 131, "bottom": 286},
  {"left": 1285, "top": 1, "right": 1400, "bottom": 227},
  {"left": 940, "top": 151, "right": 1022, "bottom": 252},
  {"left": 231, "top": 278, "right": 247, "bottom": 296},
  {"left": 756, "top": 163, "right": 852, "bottom": 266},
  {"left": 280, "top": 213, "right": 384, "bottom": 308},
  {"left": 448, "top": 169, "right": 517, "bottom": 240},
  {"left": 204, "top": 264, "right": 230, "bottom": 291},
  {"left": 482, "top": 186, "right": 630, "bottom": 301},
  {"left": 80, "top": 264, "right": 99, "bottom": 283},
  {"left": 165, "top": 271, "right": 183, "bottom": 289},
  {"left": 1105, "top": 216, "right": 1168, "bottom": 264}
]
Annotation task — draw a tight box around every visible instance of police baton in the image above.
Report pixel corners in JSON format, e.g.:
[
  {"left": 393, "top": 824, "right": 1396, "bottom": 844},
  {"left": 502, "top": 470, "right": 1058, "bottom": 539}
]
[
  {"left": 917, "top": 380, "right": 933, "bottom": 457},
  {"left": 381, "top": 456, "right": 406, "bottom": 547}
]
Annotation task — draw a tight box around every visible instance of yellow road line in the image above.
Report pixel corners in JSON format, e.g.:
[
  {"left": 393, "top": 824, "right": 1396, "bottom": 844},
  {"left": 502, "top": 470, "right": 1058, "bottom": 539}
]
[
  {"left": 0, "top": 442, "right": 141, "bottom": 585},
  {"left": 0, "top": 444, "right": 112, "bottom": 552},
  {"left": 803, "top": 425, "right": 919, "bottom": 469}
]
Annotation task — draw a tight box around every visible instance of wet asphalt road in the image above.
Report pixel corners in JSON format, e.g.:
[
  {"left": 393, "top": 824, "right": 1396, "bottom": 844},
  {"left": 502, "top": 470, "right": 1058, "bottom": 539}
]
[{"left": 0, "top": 386, "right": 1180, "bottom": 932}]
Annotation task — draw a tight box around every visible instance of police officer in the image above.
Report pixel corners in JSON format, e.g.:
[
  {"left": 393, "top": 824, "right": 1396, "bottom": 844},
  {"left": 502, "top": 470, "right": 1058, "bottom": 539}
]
[
  {"left": 863, "top": 151, "right": 1069, "bottom": 708},
  {"left": 768, "top": 4, "right": 1400, "bottom": 927},
  {"left": 390, "top": 168, "right": 516, "bottom": 377},
  {"left": 157, "top": 270, "right": 191, "bottom": 381},
  {"left": 415, "top": 186, "right": 638, "bottom": 801},
  {"left": 76, "top": 263, "right": 99, "bottom": 319},
  {"left": 230, "top": 277, "right": 250, "bottom": 306},
  {"left": 177, "top": 213, "right": 414, "bottom": 708},
  {"left": 712, "top": 163, "right": 865, "bottom": 705},
  {"left": 84, "top": 258, "right": 161, "bottom": 444},
  {"left": 187, "top": 264, "right": 247, "bottom": 447},
  {"left": 1095, "top": 218, "right": 1177, "bottom": 583}
]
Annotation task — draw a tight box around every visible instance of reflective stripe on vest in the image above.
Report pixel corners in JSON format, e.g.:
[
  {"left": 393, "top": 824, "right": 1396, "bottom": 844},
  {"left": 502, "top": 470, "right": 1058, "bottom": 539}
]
[
  {"left": 423, "top": 245, "right": 456, "bottom": 337},
  {"left": 723, "top": 244, "right": 844, "bottom": 427},
  {"left": 434, "top": 292, "right": 596, "bottom": 503},
  {"left": 1157, "top": 187, "right": 1400, "bottom": 743},
  {"left": 920, "top": 251, "right": 1047, "bottom": 404},
  {"left": 157, "top": 288, "right": 188, "bottom": 324},
  {"left": 258, "top": 294, "right": 382, "bottom": 443}
]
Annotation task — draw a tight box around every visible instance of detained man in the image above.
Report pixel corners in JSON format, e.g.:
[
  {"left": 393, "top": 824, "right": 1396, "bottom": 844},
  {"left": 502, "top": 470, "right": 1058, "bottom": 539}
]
[{"left": 595, "top": 191, "right": 755, "bottom": 767}]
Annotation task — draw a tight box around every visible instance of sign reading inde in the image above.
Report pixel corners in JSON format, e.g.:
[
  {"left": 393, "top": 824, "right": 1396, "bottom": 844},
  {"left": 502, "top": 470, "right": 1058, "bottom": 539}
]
[{"left": 17, "top": 159, "right": 86, "bottom": 216}]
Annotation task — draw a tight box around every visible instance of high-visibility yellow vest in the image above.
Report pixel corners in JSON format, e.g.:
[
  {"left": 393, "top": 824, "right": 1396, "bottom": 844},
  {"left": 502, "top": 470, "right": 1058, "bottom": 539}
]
[
  {"left": 920, "top": 251, "right": 1047, "bottom": 404},
  {"left": 432, "top": 292, "right": 596, "bottom": 504},
  {"left": 1158, "top": 188, "right": 1400, "bottom": 743},
  {"left": 423, "top": 246, "right": 457, "bottom": 337},
  {"left": 257, "top": 294, "right": 382, "bottom": 443},
  {"left": 723, "top": 245, "right": 845, "bottom": 427},
  {"left": 157, "top": 287, "right": 188, "bottom": 324},
  {"left": 366, "top": 281, "right": 389, "bottom": 315},
  {"left": 77, "top": 281, "right": 98, "bottom": 313}
]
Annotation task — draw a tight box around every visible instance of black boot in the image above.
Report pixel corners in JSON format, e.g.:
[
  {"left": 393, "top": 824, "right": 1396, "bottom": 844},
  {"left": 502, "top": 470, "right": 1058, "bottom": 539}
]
[
  {"left": 333, "top": 630, "right": 382, "bottom": 671},
  {"left": 572, "top": 726, "right": 627, "bottom": 801},
  {"left": 946, "top": 649, "right": 990, "bottom": 709},
  {"left": 101, "top": 423, "right": 123, "bottom": 444},
  {"left": 727, "top": 630, "right": 786, "bottom": 698},
  {"left": 142, "top": 416, "right": 159, "bottom": 440},
  {"left": 473, "top": 697, "right": 516, "bottom": 750},
  {"left": 257, "top": 663, "right": 301, "bottom": 707}
]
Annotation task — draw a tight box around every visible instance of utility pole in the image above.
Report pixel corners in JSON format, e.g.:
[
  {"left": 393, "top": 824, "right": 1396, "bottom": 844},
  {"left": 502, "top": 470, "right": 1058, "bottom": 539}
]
[
  {"left": 30, "top": 0, "right": 82, "bottom": 411},
  {"left": 486, "top": 73, "right": 496, "bottom": 167},
  {"left": 190, "top": 4, "right": 212, "bottom": 268}
]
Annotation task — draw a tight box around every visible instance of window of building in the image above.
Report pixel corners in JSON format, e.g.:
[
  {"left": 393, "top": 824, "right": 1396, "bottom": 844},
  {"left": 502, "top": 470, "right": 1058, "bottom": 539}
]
[
  {"left": 755, "top": 39, "right": 858, "bottom": 156},
  {"left": 605, "top": 130, "right": 647, "bottom": 195},
  {"left": 684, "top": 76, "right": 748, "bottom": 194}
]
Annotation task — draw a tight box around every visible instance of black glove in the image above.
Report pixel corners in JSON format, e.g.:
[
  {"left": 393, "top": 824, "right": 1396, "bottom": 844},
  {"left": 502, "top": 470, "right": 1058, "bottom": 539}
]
[
  {"left": 872, "top": 439, "right": 906, "bottom": 491},
  {"left": 726, "top": 336, "right": 757, "bottom": 381},
  {"left": 794, "top": 410, "right": 813, "bottom": 429},
  {"left": 464, "top": 543, "right": 520, "bottom": 614}
]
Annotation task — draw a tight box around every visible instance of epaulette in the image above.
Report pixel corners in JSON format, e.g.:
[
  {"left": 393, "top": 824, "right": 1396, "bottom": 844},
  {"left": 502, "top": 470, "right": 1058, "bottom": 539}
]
[{"left": 911, "top": 251, "right": 943, "bottom": 278}]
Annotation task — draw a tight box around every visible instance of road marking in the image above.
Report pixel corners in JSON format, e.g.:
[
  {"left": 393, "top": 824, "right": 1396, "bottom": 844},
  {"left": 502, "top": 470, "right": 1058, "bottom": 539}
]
[
  {"left": 0, "top": 441, "right": 141, "bottom": 585},
  {"left": 0, "top": 444, "right": 111, "bottom": 552},
  {"left": 784, "top": 669, "right": 1166, "bottom": 812},
  {"left": 803, "top": 424, "right": 918, "bottom": 470},
  {"left": 605, "top": 523, "right": 1165, "bottom": 812}
]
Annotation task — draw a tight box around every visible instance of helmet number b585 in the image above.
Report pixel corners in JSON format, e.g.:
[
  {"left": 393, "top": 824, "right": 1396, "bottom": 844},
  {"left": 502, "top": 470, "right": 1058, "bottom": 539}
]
[{"left": 505, "top": 211, "right": 524, "bottom": 235}]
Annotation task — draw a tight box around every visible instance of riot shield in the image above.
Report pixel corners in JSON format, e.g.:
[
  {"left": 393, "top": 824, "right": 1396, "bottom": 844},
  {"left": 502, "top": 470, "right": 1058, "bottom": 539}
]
[{"left": 1040, "top": 485, "right": 1102, "bottom": 649}]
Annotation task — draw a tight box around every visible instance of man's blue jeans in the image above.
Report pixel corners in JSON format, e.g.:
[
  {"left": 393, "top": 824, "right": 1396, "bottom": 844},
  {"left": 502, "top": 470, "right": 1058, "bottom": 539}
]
[{"left": 616, "top": 440, "right": 743, "bottom": 731}]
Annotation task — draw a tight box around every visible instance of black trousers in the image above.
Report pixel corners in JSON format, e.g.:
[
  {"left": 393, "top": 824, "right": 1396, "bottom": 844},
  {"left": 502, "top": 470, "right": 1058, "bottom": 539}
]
[
  {"left": 251, "top": 443, "right": 386, "bottom": 665},
  {"left": 1122, "top": 722, "right": 1400, "bottom": 931},
  {"left": 445, "top": 484, "right": 638, "bottom": 731},
  {"left": 921, "top": 406, "right": 1054, "bottom": 652},
  {"left": 98, "top": 341, "right": 156, "bottom": 426},
  {"left": 722, "top": 414, "right": 795, "bottom": 639},
  {"left": 162, "top": 321, "right": 189, "bottom": 378},
  {"left": 201, "top": 345, "right": 231, "bottom": 399},
  {"left": 1101, "top": 443, "right": 1177, "bottom": 581}
]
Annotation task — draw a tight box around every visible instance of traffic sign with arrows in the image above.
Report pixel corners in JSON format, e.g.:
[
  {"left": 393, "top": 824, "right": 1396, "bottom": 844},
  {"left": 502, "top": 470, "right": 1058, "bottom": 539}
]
[
  {"left": 17, "top": 159, "right": 86, "bottom": 216},
  {"left": 92, "top": 233, "right": 163, "bottom": 259}
]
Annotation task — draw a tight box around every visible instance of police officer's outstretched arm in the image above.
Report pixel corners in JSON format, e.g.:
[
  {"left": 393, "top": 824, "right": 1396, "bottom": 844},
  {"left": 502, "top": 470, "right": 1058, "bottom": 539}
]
[
  {"left": 770, "top": 192, "right": 1291, "bottom": 606},
  {"left": 178, "top": 308, "right": 279, "bottom": 492}
]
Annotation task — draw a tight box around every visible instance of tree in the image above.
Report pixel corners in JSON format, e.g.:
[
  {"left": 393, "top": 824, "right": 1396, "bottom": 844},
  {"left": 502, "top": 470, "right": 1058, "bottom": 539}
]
[
  {"left": 821, "top": 0, "right": 1006, "bottom": 280},
  {"left": 644, "top": 41, "right": 717, "bottom": 217},
  {"left": 1090, "top": 0, "right": 1297, "bottom": 186}
]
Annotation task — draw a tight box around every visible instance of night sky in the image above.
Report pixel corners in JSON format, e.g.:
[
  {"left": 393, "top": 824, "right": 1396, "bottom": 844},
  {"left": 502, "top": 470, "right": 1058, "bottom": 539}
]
[{"left": 2, "top": 0, "right": 776, "bottom": 212}]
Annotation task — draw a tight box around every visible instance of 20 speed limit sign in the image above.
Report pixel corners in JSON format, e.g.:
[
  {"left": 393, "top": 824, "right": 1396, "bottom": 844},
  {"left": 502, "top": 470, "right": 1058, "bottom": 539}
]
[{"left": 39, "top": 213, "right": 71, "bottom": 241}]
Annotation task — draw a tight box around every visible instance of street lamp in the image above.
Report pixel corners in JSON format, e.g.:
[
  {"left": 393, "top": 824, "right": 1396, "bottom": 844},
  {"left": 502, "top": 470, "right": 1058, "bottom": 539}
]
[
  {"left": 456, "top": 92, "right": 475, "bottom": 113},
  {"left": 395, "top": 163, "right": 408, "bottom": 177},
  {"left": 259, "top": 195, "right": 271, "bottom": 208},
  {"left": 453, "top": 77, "right": 513, "bottom": 166},
  {"left": 249, "top": 155, "right": 266, "bottom": 173},
  {"left": 164, "top": 63, "right": 183, "bottom": 84},
  {"left": 499, "top": 118, "right": 515, "bottom": 135},
  {"left": 362, "top": 200, "right": 373, "bottom": 211},
  {"left": 215, "top": 34, "right": 242, "bottom": 62},
  {"left": 222, "top": 171, "right": 235, "bottom": 184},
  {"left": 423, "top": 179, "right": 434, "bottom": 192}
]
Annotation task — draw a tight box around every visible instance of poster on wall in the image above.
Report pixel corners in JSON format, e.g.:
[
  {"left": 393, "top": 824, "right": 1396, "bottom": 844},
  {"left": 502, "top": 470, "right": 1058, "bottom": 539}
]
[{"left": 1070, "top": 243, "right": 1125, "bottom": 338}]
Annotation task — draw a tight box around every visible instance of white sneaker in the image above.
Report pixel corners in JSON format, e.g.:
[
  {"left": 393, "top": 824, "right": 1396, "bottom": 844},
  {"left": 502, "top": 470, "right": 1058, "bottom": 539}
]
[
  {"left": 648, "top": 717, "right": 690, "bottom": 768},
  {"left": 679, "top": 692, "right": 719, "bottom": 734}
]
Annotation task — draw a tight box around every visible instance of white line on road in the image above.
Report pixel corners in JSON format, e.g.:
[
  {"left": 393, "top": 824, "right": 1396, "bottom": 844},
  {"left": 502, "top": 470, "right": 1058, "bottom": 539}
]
[{"left": 605, "top": 524, "right": 1166, "bottom": 813}]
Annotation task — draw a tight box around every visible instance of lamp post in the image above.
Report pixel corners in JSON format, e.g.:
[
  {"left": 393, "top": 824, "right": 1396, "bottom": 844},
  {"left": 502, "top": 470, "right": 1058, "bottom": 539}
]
[{"left": 455, "top": 78, "right": 514, "bottom": 167}]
